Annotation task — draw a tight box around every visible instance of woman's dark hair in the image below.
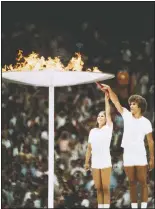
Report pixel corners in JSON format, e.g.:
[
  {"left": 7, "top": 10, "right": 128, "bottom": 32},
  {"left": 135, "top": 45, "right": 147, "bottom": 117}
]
[{"left": 128, "top": 95, "right": 147, "bottom": 114}]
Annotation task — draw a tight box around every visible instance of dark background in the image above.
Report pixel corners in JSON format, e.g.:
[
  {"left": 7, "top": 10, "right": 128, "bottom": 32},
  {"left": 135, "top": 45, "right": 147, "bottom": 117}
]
[
  {"left": 1, "top": 2, "right": 154, "bottom": 70},
  {"left": 2, "top": 1, "right": 154, "bottom": 38}
]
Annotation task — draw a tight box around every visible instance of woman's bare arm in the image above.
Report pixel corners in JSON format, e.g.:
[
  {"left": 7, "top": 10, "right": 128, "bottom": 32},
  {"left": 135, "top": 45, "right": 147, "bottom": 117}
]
[
  {"left": 84, "top": 143, "right": 92, "bottom": 170},
  {"left": 105, "top": 92, "right": 113, "bottom": 126}
]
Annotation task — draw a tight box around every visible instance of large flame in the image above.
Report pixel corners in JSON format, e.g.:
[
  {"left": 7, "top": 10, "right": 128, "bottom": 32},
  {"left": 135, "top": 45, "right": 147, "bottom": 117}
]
[
  {"left": 2, "top": 50, "right": 102, "bottom": 73},
  {"left": 65, "top": 53, "right": 84, "bottom": 71}
]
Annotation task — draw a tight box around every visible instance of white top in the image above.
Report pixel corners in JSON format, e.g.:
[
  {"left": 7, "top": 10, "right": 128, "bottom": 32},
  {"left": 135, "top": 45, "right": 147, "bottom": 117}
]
[
  {"left": 121, "top": 108, "right": 152, "bottom": 154},
  {"left": 88, "top": 123, "right": 113, "bottom": 169}
]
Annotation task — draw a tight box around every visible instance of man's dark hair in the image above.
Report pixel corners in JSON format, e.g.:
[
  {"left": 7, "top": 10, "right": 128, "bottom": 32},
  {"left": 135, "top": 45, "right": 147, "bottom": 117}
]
[{"left": 128, "top": 95, "right": 147, "bottom": 114}]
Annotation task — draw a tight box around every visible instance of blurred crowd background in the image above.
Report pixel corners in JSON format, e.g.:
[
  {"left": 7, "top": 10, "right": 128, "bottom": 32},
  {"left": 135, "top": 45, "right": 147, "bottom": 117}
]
[{"left": 1, "top": 2, "right": 154, "bottom": 208}]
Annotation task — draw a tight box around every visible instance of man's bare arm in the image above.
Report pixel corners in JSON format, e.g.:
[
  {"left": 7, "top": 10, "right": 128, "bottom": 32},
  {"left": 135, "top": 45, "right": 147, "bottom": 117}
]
[{"left": 146, "top": 132, "right": 154, "bottom": 170}]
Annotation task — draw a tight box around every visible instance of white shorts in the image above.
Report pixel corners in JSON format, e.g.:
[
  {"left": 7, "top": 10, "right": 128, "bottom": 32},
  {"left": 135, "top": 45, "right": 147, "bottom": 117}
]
[
  {"left": 123, "top": 153, "right": 148, "bottom": 166},
  {"left": 91, "top": 155, "right": 112, "bottom": 169}
]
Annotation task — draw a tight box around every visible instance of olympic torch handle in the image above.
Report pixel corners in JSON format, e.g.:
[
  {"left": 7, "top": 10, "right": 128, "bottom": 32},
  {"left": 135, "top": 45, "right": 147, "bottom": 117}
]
[
  {"left": 95, "top": 81, "right": 103, "bottom": 88},
  {"left": 95, "top": 81, "right": 106, "bottom": 91},
  {"left": 95, "top": 81, "right": 109, "bottom": 96}
]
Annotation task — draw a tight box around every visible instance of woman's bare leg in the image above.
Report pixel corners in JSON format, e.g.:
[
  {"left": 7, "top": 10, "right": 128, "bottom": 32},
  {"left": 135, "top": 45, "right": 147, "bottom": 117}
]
[
  {"left": 101, "top": 167, "right": 112, "bottom": 204},
  {"left": 92, "top": 168, "right": 104, "bottom": 204}
]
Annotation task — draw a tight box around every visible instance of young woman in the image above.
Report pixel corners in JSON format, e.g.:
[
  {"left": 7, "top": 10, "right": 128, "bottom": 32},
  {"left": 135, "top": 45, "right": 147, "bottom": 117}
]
[
  {"left": 84, "top": 92, "right": 113, "bottom": 208},
  {"left": 98, "top": 84, "right": 154, "bottom": 209}
]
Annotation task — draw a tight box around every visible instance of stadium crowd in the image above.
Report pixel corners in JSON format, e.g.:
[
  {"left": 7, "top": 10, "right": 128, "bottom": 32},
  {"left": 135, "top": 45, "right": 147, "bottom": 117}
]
[{"left": 1, "top": 20, "right": 154, "bottom": 208}]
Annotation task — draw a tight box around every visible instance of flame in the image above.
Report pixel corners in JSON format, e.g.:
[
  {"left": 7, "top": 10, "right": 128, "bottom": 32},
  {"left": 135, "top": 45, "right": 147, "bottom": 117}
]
[
  {"left": 92, "top": 67, "right": 101, "bottom": 73},
  {"left": 65, "top": 53, "right": 84, "bottom": 71},
  {"left": 2, "top": 50, "right": 102, "bottom": 73}
]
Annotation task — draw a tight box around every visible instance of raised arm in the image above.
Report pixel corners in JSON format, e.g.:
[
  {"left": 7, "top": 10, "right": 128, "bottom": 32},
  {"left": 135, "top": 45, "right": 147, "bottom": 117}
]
[
  {"left": 97, "top": 83, "right": 123, "bottom": 114},
  {"left": 105, "top": 92, "right": 113, "bottom": 126}
]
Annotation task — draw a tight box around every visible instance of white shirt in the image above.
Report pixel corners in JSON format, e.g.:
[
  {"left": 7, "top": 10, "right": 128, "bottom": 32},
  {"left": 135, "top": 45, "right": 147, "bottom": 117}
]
[
  {"left": 121, "top": 108, "right": 152, "bottom": 154},
  {"left": 81, "top": 199, "right": 90, "bottom": 207},
  {"left": 23, "top": 191, "right": 31, "bottom": 204},
  {"left": 88, "top": 123, "right": 113, "bottom": 169},
  {"left": 2, "top": 139, "right": 11, "bottom": 149},
  {"left": 34, "top": 199, "right": 41, "bottom": 208}
]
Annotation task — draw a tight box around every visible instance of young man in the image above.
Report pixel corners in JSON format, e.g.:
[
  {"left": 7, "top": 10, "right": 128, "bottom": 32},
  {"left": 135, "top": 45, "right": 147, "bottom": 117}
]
[{"left": 97, "top": 83, "right": 154, "bottom": 209}]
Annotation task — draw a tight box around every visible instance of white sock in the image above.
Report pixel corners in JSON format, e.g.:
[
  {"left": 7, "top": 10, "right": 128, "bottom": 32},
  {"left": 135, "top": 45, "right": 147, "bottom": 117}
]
[
  {"left": 98, "top": 204, "right": 104, "bottom": 208},
  {"left": 131, "top": 203, "right": 138, "bottom": 208},
  {"left": 141, "top": 202, "right": 147, "bottom": 208},
  {"left": 103, "top": 204, "right": 110, "bottom": 208}
]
